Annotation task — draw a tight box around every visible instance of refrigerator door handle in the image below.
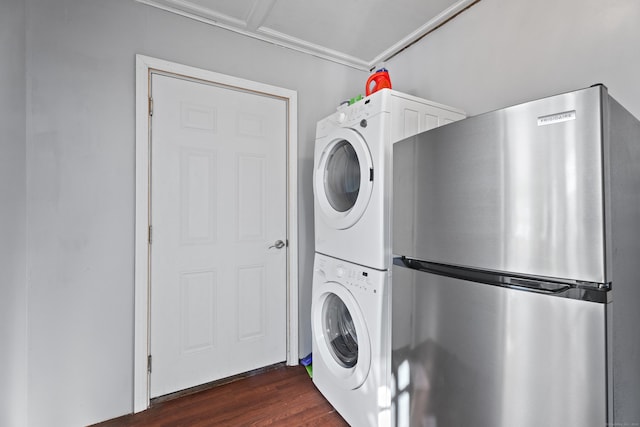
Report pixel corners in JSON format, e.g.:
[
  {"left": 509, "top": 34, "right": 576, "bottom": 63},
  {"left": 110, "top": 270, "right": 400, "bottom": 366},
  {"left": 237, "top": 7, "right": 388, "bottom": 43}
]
[
  {"left": 395, "top": 257, "right": 587, "bottom": 297},
  {"left": 503, "top": 277, "right": 571, "bottom": 294}
]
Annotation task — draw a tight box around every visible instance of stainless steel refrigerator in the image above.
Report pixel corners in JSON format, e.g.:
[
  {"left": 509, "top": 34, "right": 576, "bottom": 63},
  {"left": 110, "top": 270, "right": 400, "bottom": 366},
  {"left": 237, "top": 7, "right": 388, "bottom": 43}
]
[{"left": 391, "top": 85, "right": 640, "bottom": 427}]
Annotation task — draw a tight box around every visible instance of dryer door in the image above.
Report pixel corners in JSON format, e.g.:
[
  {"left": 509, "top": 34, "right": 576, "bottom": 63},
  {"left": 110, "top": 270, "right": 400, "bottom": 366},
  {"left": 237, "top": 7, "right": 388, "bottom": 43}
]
[
  {"left": 312, "top": 281, "right": 372, "bottom": 390},
  {"left": 314, "top": 127, "right": 374, "bottom": 230}
]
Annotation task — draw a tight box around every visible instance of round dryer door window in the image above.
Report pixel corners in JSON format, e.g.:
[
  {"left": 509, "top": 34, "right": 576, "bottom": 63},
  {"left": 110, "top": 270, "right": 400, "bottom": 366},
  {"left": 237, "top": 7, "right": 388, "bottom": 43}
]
[
  {"left": 314, "top": 128, "right": 373, "bottom": 230},
  {"left": 312, "top": 281, "right": 371, "bottom": 390}
]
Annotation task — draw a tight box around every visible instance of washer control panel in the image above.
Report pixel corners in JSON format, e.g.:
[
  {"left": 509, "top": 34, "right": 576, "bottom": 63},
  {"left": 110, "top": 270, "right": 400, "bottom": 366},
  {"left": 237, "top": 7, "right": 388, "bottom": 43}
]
[
  {"left": 315, "top": 255, "right": 381, "bottom": 295},
  {"left": 339, "top": 265, "right": 377, "bottom": 294}
]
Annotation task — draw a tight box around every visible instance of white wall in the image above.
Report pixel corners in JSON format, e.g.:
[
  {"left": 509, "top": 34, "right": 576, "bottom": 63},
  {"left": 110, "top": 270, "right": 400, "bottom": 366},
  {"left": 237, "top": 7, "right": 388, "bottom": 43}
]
[
  {"left": 387, "top": 0, "right": 640, "bottom": 119},
  {"left": 23, "top": 0, "right": 362, "bottom": 425},
  {"left": 0, "top": 0, "right": 28, "bottom": 426}
]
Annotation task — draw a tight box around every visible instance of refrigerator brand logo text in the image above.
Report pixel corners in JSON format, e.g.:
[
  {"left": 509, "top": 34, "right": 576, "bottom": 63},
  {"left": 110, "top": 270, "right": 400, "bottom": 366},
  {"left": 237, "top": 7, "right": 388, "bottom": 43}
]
[{"left": 537, "top": 110, "right": 576, "bottom": 126}]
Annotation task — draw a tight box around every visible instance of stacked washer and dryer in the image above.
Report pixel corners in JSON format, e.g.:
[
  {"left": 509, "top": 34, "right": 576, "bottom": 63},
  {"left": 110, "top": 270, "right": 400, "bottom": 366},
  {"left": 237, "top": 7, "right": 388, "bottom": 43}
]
[{"left": 311, "top": 88, "right": 465, "bottom": 426}]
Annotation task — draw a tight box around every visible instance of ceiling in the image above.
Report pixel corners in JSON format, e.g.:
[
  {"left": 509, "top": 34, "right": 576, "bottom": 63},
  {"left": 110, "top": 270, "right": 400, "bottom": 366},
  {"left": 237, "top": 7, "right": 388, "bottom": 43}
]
[{"left": 136, "top": 0, "right": 477, "bottom": 71}]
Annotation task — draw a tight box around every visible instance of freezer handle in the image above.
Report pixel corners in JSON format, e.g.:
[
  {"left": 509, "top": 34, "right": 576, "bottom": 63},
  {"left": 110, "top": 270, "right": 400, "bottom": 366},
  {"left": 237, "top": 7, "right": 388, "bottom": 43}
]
[
  {"left": 501, "top": 277, "right": 571, "bottom": 294},
  {"left": 394, "top": 257, "right": 609, "bottom": 302}
]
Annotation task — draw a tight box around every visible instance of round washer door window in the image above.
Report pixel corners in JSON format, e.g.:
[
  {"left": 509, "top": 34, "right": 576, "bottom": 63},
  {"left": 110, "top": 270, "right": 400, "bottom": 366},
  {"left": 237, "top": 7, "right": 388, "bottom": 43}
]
[
  {"left": 323, "top": 293, "right": 358, "bottom": 368},
  {"left": 314, "top": 128, "right": 373, "bottom": 230},
  {"left": 312, "top": 281, "right": 371, "bottom": 390}
]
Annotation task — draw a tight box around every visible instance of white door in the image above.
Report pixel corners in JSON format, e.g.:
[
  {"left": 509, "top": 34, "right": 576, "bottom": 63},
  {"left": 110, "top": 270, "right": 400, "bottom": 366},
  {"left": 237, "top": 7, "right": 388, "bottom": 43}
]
[{"left": 149, "top": 73, "right": 287, "bottom": 398}]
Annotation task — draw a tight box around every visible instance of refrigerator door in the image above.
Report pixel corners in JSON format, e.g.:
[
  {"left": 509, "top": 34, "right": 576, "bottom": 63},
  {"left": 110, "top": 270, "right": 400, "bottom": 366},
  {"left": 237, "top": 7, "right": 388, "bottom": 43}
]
[
  {"left": 391, "top": 263, "right": 607, "bottom": 427},
  {"left": 393, "top": 86, "right": 609, "bottom": 283}
]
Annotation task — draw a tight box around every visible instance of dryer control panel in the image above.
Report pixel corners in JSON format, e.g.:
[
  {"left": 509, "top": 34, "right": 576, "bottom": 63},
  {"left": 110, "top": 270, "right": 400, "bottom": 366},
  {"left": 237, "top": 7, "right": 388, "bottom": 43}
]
[{"left": 315, "top": 95, "right": 388, "bottom": 138}]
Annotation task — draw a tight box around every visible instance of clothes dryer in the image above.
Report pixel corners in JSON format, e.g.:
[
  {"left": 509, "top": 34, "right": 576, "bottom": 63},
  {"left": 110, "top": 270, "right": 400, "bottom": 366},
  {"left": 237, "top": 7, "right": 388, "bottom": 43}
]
[
  {"left": 313, "top": 89, "right": 465, "bottom": 270},
  {"left": 311, "top": 253, "right": 391, "bottom": 426}
]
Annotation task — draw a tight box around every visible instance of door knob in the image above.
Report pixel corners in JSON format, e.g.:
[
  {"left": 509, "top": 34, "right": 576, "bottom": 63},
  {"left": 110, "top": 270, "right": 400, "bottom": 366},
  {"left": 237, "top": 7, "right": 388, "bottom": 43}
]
[{"left": 269, "top": 240, "right": 286, "bottom": 249}]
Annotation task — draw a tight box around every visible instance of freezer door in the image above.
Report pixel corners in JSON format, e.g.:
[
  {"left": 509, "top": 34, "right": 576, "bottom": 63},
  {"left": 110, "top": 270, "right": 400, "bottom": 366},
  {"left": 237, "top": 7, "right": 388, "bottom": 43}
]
[
  {"left": 391, "top": 264, "right": 607, "bottom": 427},
  {"left": 393, "top": 86, "right": 609, "bottom": 283}
]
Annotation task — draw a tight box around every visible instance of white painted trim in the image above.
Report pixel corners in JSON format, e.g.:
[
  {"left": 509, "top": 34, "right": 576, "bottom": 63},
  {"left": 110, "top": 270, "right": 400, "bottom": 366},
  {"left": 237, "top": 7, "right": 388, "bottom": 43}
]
[
  {"left": 134, "top": 54, "right": 299, "bottom": 412},
  {"left": 134, "top": 55, "right": 152, "bottom": 413},
  {"left": 255, "top": 26, "right": 369, "bottom": 69},
  {"left": 134, "top": 0, "right": 369, "bottom": 70},
  {"left": 245, "top": 0, "right": 277, "bottom": 31},
  {"left": 134, "top": 0, "right": 479, "bottom": 71},
  {"left": 369, "top": 0, "right": 478, "bottom": 66}
]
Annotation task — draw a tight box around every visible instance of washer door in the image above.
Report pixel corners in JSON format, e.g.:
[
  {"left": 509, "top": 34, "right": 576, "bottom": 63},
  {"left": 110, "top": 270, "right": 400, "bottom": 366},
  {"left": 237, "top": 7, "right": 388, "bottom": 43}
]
[
  {"left": 314, "top": 128, "right": 374, "bottom": 230},
  {"left": 312, "top": 281, "right": 371, "bottom": 389}
]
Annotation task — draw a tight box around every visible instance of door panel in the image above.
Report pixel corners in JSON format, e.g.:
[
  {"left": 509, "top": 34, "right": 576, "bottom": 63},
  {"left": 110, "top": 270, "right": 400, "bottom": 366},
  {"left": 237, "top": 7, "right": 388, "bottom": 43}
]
[
  {"left": 393, "top": 88, "right": 606, "bottom": 283},
  {"left": 237, "top": 155, "right": 265, "bottom": 240},
  {"left": 391, "top": 264, "right": 607, "bottom": 427},
  {"left": 150, "top": 73, "right": 287, "bottom": 398},
  {"left": 313, "top": 128, "right": 373, "bottom": 230},
  {"left": 312, "top": 281, "right": 371, "bottom": 390}
]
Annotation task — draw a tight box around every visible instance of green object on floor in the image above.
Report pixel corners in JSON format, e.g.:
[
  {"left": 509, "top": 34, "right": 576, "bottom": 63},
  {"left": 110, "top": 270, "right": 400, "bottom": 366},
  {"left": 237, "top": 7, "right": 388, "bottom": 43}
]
[{"left": 305, "top": 364, "right": 313, "bottom": 378}]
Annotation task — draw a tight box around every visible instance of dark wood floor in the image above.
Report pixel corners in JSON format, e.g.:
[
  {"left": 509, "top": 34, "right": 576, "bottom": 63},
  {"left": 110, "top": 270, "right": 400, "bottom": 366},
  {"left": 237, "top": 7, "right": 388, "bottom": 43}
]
[{"left": 92, "top": 365, "right": 348, "bottom": 426}]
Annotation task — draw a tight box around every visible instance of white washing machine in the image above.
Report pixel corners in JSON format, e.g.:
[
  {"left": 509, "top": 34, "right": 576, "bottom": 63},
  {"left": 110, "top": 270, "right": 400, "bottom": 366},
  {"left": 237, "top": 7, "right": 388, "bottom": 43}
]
[
  {"left": 314, "top": 89, "right": 465, "bottom": 270},
  {"left": 311, "top": 253, "right": 391, "bottom": 427}
]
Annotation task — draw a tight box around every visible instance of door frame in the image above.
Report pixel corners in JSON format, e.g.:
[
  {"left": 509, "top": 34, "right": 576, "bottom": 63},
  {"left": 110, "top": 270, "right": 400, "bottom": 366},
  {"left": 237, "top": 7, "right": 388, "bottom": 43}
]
[{"left": 134, "top": 54, "right": 298, "bottom": 412}]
